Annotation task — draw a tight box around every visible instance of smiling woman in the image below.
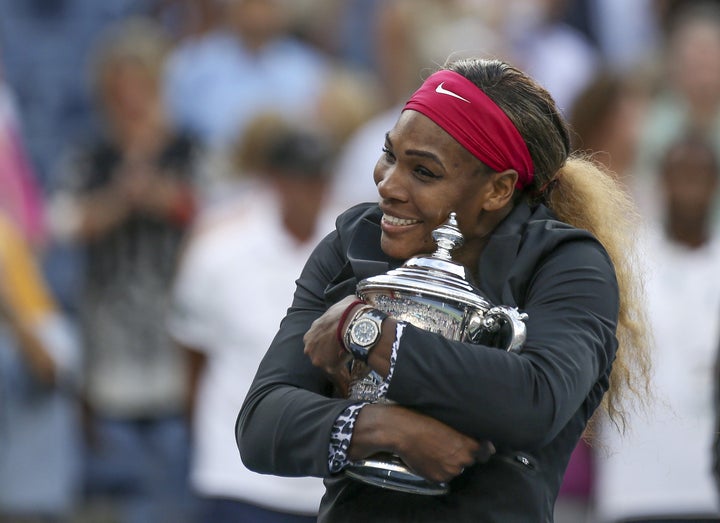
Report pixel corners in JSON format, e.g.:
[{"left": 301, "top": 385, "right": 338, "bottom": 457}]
[{"left": 235, "top": 57, "right": 651, "bottom": 522}]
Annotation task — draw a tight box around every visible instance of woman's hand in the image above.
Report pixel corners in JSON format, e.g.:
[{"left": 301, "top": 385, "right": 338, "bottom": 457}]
[
  {"left": 350, "top": 403, "right": 496, "bottom": 483},
  {"left": 303, "top": 295, "right": 362, "bottom": 396}
]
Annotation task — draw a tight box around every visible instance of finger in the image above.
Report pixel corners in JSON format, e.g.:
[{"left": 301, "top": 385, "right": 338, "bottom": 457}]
[{"left": 475, "top": 441, "right": 496, "bottom": 463}]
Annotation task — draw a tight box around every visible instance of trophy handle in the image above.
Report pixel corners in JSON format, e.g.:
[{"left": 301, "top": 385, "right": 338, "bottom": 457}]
[{"left": 468, "top": 306, "right": 528, "bottom": 352}]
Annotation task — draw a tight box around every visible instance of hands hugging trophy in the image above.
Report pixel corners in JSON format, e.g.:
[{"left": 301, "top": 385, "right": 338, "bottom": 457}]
[{"left": 344, "top": 212, "right": 528, "bottom": 495}]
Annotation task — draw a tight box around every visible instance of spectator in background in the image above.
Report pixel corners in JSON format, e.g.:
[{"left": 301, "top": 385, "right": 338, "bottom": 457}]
[
  {"left": 0, "top": 0, "right": 210, "bottom": 314},
  {"left": 313, "top": 65, "right": 384, "bottom": 155},
  {"left": 168, "top": 114, "right": 336, "bottom": 523},
  {"left": 595, "top": 134, "right": 720, "bottom": 522},
  {"left": 569, "top": 70, "right": 650, "bottom": 184},
  {"left": 164, "top": 0, "right": 332, "bottom": 198},
  {"left": 633, "top": 0, "right": 720, "bottom": 223},
  {"left": 47, "top": 18, "right": 199, "bottom": 523},
  {"left": 0, "top": 0, "right": 154, "bottom": 189},
  {"left": 568, "top": 69, "right": 653, "bottom": 213},
  {"left": 584, "top": 0, "right": 660, "bottom": 72},
  {"left": 0, "top": 210, "right": 81, "bottom": 522}
]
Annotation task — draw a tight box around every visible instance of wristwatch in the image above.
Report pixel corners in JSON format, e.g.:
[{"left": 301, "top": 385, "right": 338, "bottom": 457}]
[{"left": 344, "top": 307, "right": 388, "bottom": 362}]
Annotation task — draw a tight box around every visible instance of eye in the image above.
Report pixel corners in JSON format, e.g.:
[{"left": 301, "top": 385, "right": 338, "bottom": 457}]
[
  {"left": 381, "top": 145, "right": 395, "bottom": 162},
  {"left": 413, "top": 166, "right": 442, "bottom": 180}
]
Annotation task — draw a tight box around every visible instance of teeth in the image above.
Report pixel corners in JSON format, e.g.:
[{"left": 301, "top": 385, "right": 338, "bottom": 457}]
[{"left": 383, "top": 214, "right": 419, "bottom": 226}]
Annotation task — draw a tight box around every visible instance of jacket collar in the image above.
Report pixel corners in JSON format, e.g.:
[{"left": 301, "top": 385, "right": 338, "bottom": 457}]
[
  {"left": 346, "top": 208, "right": 394, "bottom": 281},
  {"left": 476, "top": 201, "right": 534, "bottom": 304}
]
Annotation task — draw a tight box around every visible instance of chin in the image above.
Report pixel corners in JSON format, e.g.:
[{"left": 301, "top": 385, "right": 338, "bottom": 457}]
[
  {"left": 380, "top": 237, "right": 410, "bottom": 261},
  {"left": 381, "top": 236, "right": 432, "bottom": 262}
]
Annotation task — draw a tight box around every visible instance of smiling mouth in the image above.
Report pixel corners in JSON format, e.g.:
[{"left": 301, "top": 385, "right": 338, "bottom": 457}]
[{"left": 382, "top": 214, "right": 421, "bottom": 226}]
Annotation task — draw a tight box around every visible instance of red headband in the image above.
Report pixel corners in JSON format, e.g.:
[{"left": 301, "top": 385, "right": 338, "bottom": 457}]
[{"left": 403, "top": 70, "right": 534, "bottom": 189}]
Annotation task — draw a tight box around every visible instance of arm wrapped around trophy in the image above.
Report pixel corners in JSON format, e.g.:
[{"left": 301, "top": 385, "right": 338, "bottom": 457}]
[{"left": 343, "top": 212, "right": 528, "bottom": 495}]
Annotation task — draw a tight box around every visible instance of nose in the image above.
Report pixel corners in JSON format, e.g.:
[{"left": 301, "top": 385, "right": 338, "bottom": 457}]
[{"left": 375, "top": 161, "right": 408, "bottom": 203}]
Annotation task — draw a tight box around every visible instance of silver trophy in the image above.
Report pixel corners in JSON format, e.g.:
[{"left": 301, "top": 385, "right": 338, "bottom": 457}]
[{"left": 345, "top": 212, "right": 528, "bottom": 495}]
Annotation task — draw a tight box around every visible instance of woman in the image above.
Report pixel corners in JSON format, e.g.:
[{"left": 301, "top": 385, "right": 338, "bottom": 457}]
[
  {"left": 236, "top": 58, "right": 650, "bottom": 522},
  {"left": 49, "top": 17, "right": 200, "bottom": 523}
]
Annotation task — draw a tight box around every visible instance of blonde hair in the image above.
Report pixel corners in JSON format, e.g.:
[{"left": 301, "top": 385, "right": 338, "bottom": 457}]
[
  {"left": 447, "top": 58, "right": 652, "bottom": 431},
  {"left": 550, "top": 156, "right": 652, "bottom": 430},
  {"left": 89, "top": 17, "right": 172, "bottom": 97}
]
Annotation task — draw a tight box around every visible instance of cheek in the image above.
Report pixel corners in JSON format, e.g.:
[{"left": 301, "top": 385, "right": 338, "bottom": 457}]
[
  {"left": 430, "top": 190, "right": 484, "bottom": 230},
  {"left": 372, "top": 158, "right": 383, "bottom": 185}
]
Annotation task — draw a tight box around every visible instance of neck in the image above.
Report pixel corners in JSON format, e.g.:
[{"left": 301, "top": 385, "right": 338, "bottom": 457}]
[
  {"left": 234, "top": 28, "right": 271, "bottom": 53},
  {"left": 456, "top": 204, "right": 514, "bottom": 272},
  {"left": 277, "top": 181, "right": 326, "bottom": 244},
  {"left": 453, "top": 237, "right": 489, "bottom": 283},
  {"left": 665, "top": 220, "right": 711, "bottom": 249},
  {"left": 283, "top": 214, "right": 317, "bottom": 244},
  {"left": 112, "top": 111, "right": 169, "bottom": 157},
  {"left": 687, "top": 97, "right": 720, "bottom": 131}
]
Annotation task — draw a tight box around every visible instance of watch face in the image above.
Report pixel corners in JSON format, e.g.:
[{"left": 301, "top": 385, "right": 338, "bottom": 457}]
[{"left": 350, "top": 318, "right": 380, "bottom": 346}]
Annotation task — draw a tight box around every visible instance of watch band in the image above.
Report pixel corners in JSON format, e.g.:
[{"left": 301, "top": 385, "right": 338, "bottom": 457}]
[{"left": 343, "top": 307, "right": 388, "bottom": 362}]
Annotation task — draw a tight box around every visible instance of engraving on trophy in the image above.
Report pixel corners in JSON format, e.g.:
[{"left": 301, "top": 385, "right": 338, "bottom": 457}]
[{"left": 372, "top": 294, "right": 464, "bottom": 337}]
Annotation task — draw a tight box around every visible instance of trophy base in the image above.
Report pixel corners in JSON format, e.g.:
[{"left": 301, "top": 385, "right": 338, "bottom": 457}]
[{"left": 344, "top": 454, "right": 449, "bottom": 496}]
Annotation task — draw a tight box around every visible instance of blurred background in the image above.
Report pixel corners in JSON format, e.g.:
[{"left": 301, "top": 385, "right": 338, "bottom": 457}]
[{"left": 1, "top": 0, "right": 720, "bottom": 522}]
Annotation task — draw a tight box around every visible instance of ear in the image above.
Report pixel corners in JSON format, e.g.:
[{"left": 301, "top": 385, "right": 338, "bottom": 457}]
[{"left": 482, "top": 169, "right": 518, "bottom": 211}]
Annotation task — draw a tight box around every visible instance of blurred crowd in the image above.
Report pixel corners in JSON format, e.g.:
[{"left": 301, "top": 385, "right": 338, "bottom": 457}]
[{"left": 1, "top": 0, "right": 720, "bottom": 522}]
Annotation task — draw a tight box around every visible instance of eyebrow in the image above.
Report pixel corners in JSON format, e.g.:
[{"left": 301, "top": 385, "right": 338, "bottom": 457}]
[{"left": 386, "top": 132, "right": 446, "bottom": 170}]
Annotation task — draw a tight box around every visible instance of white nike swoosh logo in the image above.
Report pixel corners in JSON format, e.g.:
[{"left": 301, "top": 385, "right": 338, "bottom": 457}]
[{"left": 435, "top": 82, "right": 471, "bottom": 103}]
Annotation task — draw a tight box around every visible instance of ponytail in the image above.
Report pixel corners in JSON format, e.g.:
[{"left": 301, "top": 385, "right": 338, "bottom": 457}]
[{"left": 545, "top": 155, "right": 653, "bottom": 431}]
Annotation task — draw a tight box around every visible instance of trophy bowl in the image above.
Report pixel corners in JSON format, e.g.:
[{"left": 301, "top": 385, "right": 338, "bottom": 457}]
[{"left": 344, "top": 212, "right": 527, "bottom": 495}]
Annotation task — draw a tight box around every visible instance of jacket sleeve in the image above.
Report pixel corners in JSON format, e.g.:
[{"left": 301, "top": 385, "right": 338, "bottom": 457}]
[
  {"left": 385, "top": 237, "right": 619, "bottom": 450},
  {"left": 235, "top": 229, "right": 360, "bottom": 478}
]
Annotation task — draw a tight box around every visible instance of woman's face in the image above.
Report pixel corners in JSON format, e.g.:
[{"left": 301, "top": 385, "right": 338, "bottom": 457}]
[
  {"left": 374, "top": 110, "right": 503, "bottom": 262},
  {"left": 100, "top": 60, "right": 159, "bottom": 122}
]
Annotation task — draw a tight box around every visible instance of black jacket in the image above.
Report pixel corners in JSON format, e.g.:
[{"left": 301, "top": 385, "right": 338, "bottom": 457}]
[{"left": 236, "top": 201, "right": 619, "bottom": 522}]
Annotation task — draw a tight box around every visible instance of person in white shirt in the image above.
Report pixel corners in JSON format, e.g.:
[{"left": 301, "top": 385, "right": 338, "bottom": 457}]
[
  {"left": 595, "top": 133, "right": 720, "bottom": 523},
  {"left": 168, "top": 115, "right": 337, "bottom": 522}
]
